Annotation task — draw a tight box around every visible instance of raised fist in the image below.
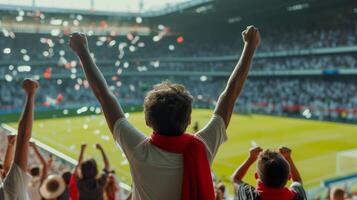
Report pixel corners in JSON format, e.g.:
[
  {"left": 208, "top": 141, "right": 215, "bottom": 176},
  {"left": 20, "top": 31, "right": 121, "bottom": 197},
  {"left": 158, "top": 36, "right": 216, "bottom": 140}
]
[
  {"left": 242, "top": 25, "right": 260, "bottom": 48},
  {"left": 279, "top": 146, "right": 292, "bottom": 159},
  {"left": 7, "top": 135, "right": 16, "bottom": 146},
  {"left": 249, "top": 146, "right": 263, "bottom": 161},
  {"left": 69, "top": 32, "right": 88, "bottom": 53},
  {"left": 81, "top": 144, "right": 87, "bottom": 149},
  {"left": 22, "top": 79, "right": 39, "bottom": 95},
  {"left": 95, "top": 143, "right": 103, "bottom": 150}
]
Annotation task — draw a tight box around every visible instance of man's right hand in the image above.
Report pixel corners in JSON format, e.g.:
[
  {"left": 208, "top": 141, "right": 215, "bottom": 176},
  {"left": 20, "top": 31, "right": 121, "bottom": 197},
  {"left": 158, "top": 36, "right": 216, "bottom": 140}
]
[
  {"left": 69, "top": 32, "right": 88, "bottom": 53},
  {"left": 242, "top": 25, "right": 261, "bottom": 49},
  {"left": 248, "top": 146, "right": 263, "bottom": 161},
  {"left": 22, "top": 79, "right": 39, "bottom": 95}
]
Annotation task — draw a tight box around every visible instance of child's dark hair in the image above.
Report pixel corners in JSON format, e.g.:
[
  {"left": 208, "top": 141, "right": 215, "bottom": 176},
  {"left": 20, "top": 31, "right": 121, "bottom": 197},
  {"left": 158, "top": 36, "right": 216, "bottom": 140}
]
[{"left": 257, "top": 149, "right": 290, "bottom": 188}]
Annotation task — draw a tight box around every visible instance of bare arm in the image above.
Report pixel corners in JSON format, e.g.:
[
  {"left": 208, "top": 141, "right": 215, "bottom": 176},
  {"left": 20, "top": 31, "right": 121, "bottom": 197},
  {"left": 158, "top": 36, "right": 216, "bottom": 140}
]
[
  {"left": 47, "top": 154, "right": 53, "bottom": 171},
  {"left": 14, "top": 79, "right": 38, "bottom": 171},
  {"left": 3, "top": 135, "right": 16, "bottom": 175},
  {"left": 30, "top": 142, "right": 48, "bottom": 182},
  {"left": 69, "top": 33, "right": 124, "bottom": 133},
  {"left": 96, "top": 143, "right": 110, "bottom": 171},
  {"left": 280, "top": 147, "right": 303, "bottom": 184},
  {"left": 214, "top": 26, "right": 260, "bottom": 128},
  {"left": 126, "top": 192, "right": 132, "bottom": 200},
  {"left": 231, "top": 147, "right": 262, "bottom": 183},
  {"left": 74, "top": 144, "right": 87, "bottom": 176}
]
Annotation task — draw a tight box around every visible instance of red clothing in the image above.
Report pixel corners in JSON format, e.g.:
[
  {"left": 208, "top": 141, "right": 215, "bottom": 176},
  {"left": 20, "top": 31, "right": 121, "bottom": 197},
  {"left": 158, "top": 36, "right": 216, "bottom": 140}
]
[
  {"left": 256, "top": 181, "right": 296, "bottom": 200},
  {"left": 69, "top": 174, "right": 78, "bottom": 200},
  {"left": 150, "top": 133, "right": 215, "bottom": 200}
]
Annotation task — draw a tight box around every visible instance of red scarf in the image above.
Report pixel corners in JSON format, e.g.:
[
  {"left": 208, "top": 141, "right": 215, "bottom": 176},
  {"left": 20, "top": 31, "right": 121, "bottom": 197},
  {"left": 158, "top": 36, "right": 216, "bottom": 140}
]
[
  {"left": 150, "top": 133, "right": 215, "bottom": 200},
  {"left": 256, "top": 181, "right": 296, "bottom": 200}
]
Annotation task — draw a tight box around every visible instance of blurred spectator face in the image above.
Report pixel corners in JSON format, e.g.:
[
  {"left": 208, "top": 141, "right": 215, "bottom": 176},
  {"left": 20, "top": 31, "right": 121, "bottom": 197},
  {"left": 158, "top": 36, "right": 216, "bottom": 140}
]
[
  {"left": 330, "top": 188, "right": 346, "bottom": 200},
  {"left": 257, "top": 149, "right": 290, "bottom": 188},
  {"left": 30, "top": 166, "right": 41, "bottom": 176},
  {"left": 144, "top": 81, "right": 193, "bottom": 136},
  {"left": 80, "top": 158, "right": 98, "bottom": 179}
]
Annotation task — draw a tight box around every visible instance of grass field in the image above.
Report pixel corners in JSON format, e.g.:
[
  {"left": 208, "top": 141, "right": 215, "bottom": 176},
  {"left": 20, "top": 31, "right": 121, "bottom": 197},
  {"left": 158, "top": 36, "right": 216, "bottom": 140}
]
[{"left": 8, "top": 109, "right": 357, "bottom": 190}]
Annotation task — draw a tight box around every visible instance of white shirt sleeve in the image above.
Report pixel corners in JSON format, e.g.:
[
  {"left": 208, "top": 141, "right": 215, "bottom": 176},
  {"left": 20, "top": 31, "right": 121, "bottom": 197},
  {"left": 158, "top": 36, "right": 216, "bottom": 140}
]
[
  {"left": 195, "top": 114, "right": 227, "bottom": 164},
  {"left": 113, "top": 118, "right": 147, "bottom": 157},
  {"left": 2, "top": 163, "right": 31, "bottom": 200}
]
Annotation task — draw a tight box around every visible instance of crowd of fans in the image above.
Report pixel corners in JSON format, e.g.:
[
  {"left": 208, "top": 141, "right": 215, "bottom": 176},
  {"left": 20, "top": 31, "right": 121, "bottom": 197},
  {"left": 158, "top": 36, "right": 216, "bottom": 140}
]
[
  {"left": 0, "top": 10, "right": 355, "bottom": 125},
  {"left": 0, "top": 115, "right": 130, "bottom": 200},
  {"left": 1, "top": 76, "right": 356, "bottom": 122},
  {"left": 0, "top": 11, "right": 356, "bottom": 67}
]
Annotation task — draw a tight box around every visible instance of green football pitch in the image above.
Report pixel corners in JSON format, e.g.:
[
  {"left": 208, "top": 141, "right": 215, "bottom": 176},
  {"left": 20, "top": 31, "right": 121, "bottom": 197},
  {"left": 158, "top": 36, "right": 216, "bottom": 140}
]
[{"left": 8, "top": 109, "right": 357, "bottom": 190}]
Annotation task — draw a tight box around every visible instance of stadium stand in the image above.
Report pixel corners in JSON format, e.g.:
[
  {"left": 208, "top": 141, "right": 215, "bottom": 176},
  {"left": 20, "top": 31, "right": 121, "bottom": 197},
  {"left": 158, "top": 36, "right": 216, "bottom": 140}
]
[{"left": 0, "top": 0, "right": 356, "bottom": 199}]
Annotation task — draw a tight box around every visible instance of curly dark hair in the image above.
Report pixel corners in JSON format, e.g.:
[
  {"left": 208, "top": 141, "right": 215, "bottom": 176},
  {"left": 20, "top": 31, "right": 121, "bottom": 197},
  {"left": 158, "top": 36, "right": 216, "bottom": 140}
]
[{"left": 144, "top": 81, "right": 193, "bottom": 136}]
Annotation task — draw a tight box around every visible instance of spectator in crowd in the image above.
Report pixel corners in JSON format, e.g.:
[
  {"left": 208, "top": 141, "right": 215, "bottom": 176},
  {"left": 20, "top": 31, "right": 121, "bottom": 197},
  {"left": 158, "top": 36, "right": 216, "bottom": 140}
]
[
  {"left": 1, "top": 135, "right": 16, "bottom": 179},
  {"left": 28, "top": 141, "right": 49, "bottom": 200},
  {"left": 72, "top": 143, "right": 110, "bottom": 200},
  {"left": 0, "top": 78, "right": 39, "bottom": 200},
  {"left": 58, "top": 171, "right": 71, "bottom": 200},
  {"left": 215, "top": 181, "right": 226, "bottom": 200},
  {"left": 231, "top": 146, "right": 307, "bottom": 200},
  {"left": 69, "top": 24, "right": 259, "bottom": 199},
  {"left": 330, "top": 187, "right": 347, "bottom": 200},
  {"left": 103, "top": 173, "right": 119, "bottom": 200},
  {"left": 40, "top": 175, "right": 66, "bottom": 200}
]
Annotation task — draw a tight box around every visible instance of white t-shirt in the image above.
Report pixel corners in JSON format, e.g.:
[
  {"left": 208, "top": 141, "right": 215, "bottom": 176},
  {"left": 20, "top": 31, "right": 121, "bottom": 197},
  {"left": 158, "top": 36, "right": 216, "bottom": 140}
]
[
  {"left": 113, "top": 114, "right": 227, "bottom": 200},
  {"left": 0, "top": 163, "right": 31, "bottom": 200}
]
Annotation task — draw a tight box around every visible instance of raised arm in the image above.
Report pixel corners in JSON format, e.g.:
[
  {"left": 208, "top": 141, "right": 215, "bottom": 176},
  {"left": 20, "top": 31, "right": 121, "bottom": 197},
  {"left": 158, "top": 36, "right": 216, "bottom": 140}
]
[
  {"left": 14, "top": 79, "right": 38, "bottom": 171},
  {"left": 74, "top": 144, "right": 87, "bottom": 176},
  {"left": 3, "top": 135, "right": 16, "bottom": 175},
  {"left": 231, "top": 146, "right": 262, "bottom": 184},
  {"left": 279, "top": 147, "right": 303, "bottom": 184},
  {"left": 69, "top": 33, "right": 124, "bottom": 133},
  {"left": 47, "top": 154, "right": 53, "bottom": 171},
  {"left": 214, "top": 26, "right": 260, "bottom": 127},
  {"left": 30, "top": 142, "right": 48, "bottom": 182},
  {"left": 95, "top": 143, "right": 110, "bottom": 171}
]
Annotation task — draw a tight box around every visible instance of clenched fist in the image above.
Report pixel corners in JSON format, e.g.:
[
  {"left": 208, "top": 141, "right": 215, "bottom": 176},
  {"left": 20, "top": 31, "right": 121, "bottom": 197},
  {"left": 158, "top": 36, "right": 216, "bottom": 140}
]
[
  {"left": 81, "top": 144, "right": 87, "bottom": 150},
  {"left": 242, "top": 25, "right": 260, "bottom": 48},
  {"left": 7, "top": 135, "right": 16, "bottom": 146},
  {"left": 95, "top": 143, "right": 103, "bottom": 150},
  {"left": 69, "top": 32, "right": 88, "bottom": 53},
  {"left": 279, "top": 146, "right": 292, "bottom": 159},
  {"left": 22, "top": 79, "right": 39, "bottom": 95},
  {"left": 249, "top": 146, "right": 263, "bottom": 161}
]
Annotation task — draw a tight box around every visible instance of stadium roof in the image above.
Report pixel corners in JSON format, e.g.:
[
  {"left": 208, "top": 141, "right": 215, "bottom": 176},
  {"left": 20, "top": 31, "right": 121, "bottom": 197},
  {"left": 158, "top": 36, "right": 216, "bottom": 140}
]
[
  {"left": 147, "top": 0, "right": 357, "bottom": 35},
  {"left": 0, "top": 0, "right": 212, "bottom": 16}
]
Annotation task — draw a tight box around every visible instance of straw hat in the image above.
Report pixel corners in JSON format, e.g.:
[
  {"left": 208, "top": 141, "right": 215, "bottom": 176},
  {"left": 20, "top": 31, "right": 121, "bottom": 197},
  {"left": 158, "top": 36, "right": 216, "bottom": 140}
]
[{"left": 40, "top": 175, "right": 66, "bottom": 199}]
